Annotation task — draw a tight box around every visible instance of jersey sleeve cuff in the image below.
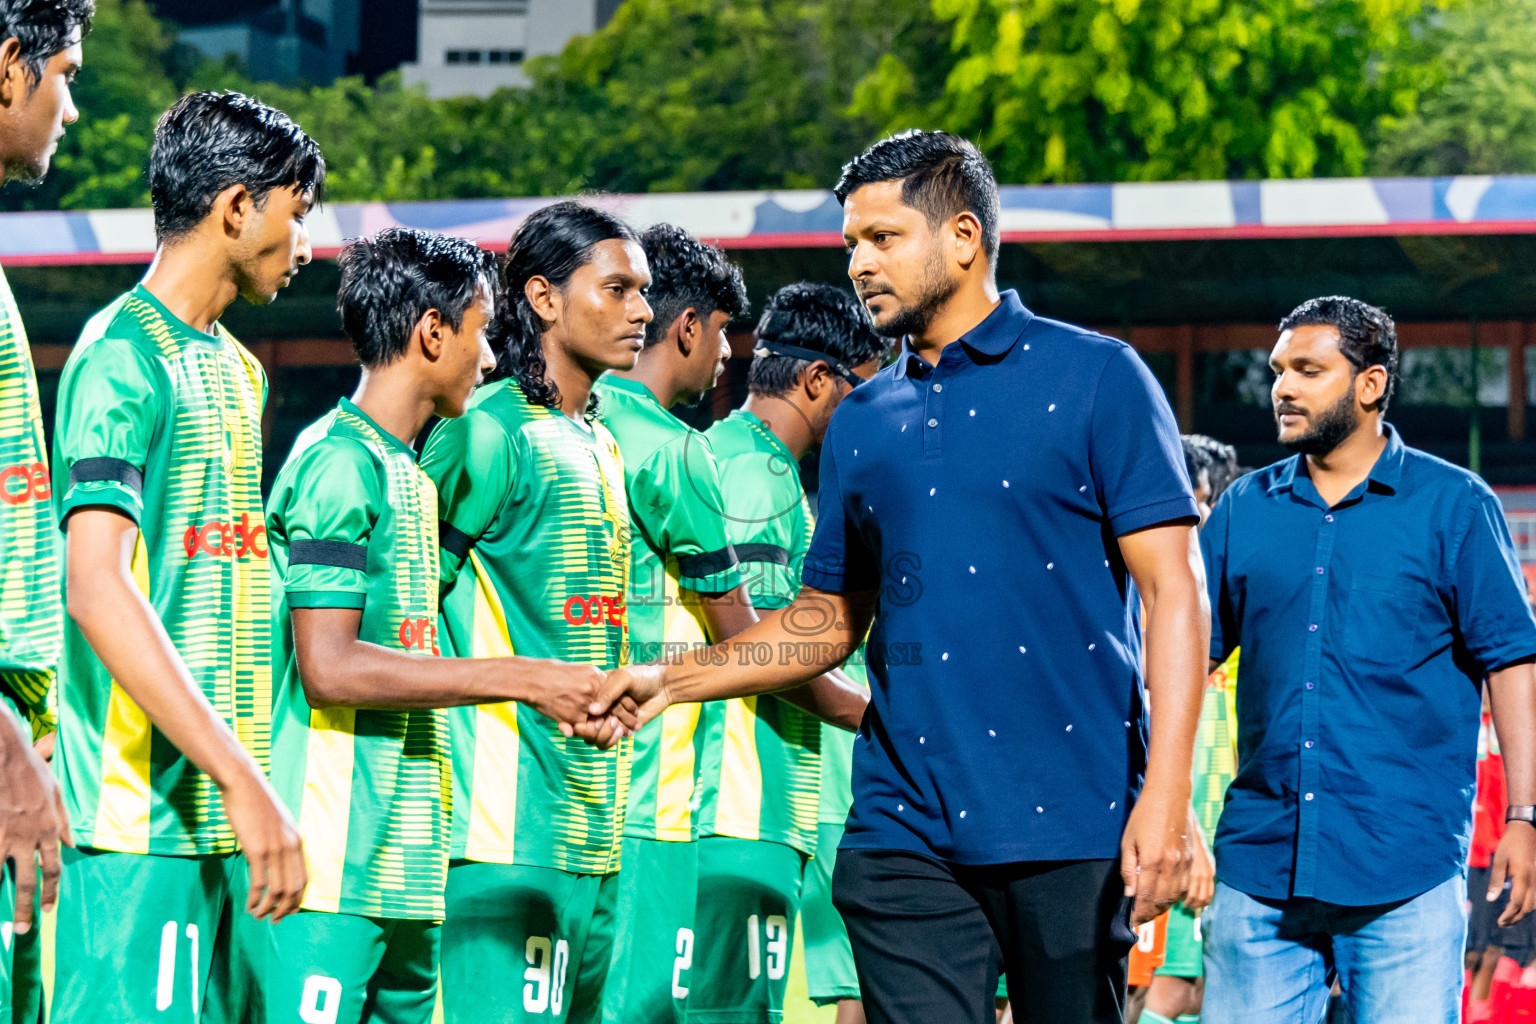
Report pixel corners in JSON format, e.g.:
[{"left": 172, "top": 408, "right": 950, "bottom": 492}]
[
  {"left": 679, "top": 565, "right": 743, "bottom": 595},
  {"left": 1109, "top": 495, "right": 1200, "bottom": 537},
  {"left": 285, "top": 590, "right": 368, "bottom": 610},
  {"left": 59, "top": 482, "right": 143, "bottom": 528}
]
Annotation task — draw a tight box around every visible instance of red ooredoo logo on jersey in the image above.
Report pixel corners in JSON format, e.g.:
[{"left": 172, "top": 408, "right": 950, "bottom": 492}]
[
  {"left": 0, "top": 462, "right": 49, "bottom": 506},
  {"left": 399, "top": 617, "right": 440, "bottom": 655},
  {"left": 183, "top": 514, "right": 268, "bottom": 560},
  {"left": 564, "top": 594, "right": 626, "bottom": 627}
]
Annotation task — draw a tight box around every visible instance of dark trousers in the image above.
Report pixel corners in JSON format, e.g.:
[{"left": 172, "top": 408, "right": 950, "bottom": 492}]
[{"left": 833, "top": 849, "right": 1131, "bottom": 1024}]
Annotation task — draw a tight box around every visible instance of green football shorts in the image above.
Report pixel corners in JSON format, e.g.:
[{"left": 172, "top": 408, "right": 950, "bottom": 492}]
[
  {"left": 799, "top": 823, "right": 858, "bottom": 1007},
  {"left": 441, "top": 860, "right": 617, "bottom": 1024},
  {"left": 51, "top": 847, "right": 263, "bottom": 1024},
  {"left": 1153, "top": 902, "right": 1204, "bottom": 978},
  {"left": 264, "top": 909, "right": 438, "bottom": 1024},
  {"left": 689, "top": 836, "right": 805, "bottom": 1024},
  {"left": 601, "top": 837, "right": 698, "bottom": 1024}
]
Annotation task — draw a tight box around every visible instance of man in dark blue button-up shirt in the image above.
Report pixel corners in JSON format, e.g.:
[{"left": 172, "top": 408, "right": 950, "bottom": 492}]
[
  {"left": 591, "top": 131, "right": 1211, "bottom": 1024},
  {"left": 1200, "top": 296, "right": 1536, "bottom": 1024}
]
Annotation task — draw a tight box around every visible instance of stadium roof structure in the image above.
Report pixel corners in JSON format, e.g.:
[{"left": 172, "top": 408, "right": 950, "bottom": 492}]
[
  {"left": 7, "top": 173, "right": 1536, "bottom": 484},
  {"left": 5, "top": 174, "right": 1536, "bottom": 265}
]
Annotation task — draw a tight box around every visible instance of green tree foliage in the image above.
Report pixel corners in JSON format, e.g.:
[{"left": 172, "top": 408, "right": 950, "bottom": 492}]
[
  {"left": 1372, "top": 0, "right": 1536, "bottom": 175},
  {"left": 854, "top": 0, "right": 1448, "bottom": 183},
  {"left": 511, "top": 0, "right": 947, "bottom": 193},
  {"left": 3, "top": 0, "right": 944, "bottom": 209},
  {"left": 2, "top": 0, "right": 1511, "bottom": 214}
]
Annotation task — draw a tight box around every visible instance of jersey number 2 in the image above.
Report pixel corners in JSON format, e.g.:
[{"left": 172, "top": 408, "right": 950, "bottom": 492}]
[{"left": 672, "top": 928, "right": 694, "bottom": 999}]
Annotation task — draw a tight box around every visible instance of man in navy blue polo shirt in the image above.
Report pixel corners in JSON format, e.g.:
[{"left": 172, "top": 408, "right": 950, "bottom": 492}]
[
  {"left": 1199, "top": 296, "right": 1536, "bottom": 1023},
  {"left": 588, "top": 131, "right": 1211, "bottom": 1024}
]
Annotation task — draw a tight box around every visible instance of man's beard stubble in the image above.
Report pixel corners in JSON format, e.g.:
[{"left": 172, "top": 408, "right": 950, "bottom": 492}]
[
  {"left": 1277, "top": 387, "right": 1360, "bottom": 457},
  {"left": 866, "top": 245, "right": 960, "bottom": 341},
  {"left": 1, "top": 153, "right": 47, "bottom": 188}
]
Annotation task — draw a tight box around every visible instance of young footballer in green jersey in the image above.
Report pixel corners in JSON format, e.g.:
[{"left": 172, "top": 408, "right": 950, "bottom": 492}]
[
  {"left": 422, "top": 201, "right": 650, "bottom": 1024},
  {"left": 695, "top": 283, "right": 882, "bottom": 1024},
  {"left": 265, "top": 228, "right": 609, "bottom": 1024},
  {"left": 0, "top": 4, "right": 92, "bottom": 1015},
  {"left": 51, "top": 91, "right": 321, "bottom": 1023},
  {"left": 592, "top": 224, "right": 750, "bottom": 1024},
  {"left": 595, "top": 230, "right": 868, "bottom": 1024}
]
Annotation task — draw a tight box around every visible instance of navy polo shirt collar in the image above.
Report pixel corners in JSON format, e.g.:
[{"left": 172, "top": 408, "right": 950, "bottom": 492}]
[
  {"left": 892, "top": 289, "right": 1034, "bottom": 379},
  {"left": 1267, "top": 422, "right": 1406, "bottom": 504}
]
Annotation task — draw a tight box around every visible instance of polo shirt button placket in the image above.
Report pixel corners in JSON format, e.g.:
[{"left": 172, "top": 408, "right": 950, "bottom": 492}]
[{"left": 923, "top": 372, "right": 945, "bottom": 453}]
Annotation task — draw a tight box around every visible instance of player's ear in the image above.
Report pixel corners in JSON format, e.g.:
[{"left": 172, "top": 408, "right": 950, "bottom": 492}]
[
  {"left": 1357, "top": 364, "right": 1388, "bottom": 410},
  {"left": 525, "top": 275, "right": 559, "bottom": 327},
  {"left": 674, "top": 308, "right": 699, "bottom": 357},
  {"left": 218, "top": 184, "right": 253, "bottom": 238},
  {"left": 949, "top": 211, "right": 983, "bottom": 272},
  {"left": 0, "top": 38, "right": 23, "bottom": 106},
  {"left": 417, "top": 308, "right": 446, "bottom": 360},
  {"left": 804, "top": 362, "right": 830, "bottom": 401}
]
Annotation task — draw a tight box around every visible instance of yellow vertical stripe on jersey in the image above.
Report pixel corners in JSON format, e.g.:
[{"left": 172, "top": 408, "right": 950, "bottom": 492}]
[
  {"left": 655, "top": 568, "right": 708, "bottom": 840},
  {"left": 464, "top": 552, "right": 522, "bottom": 862},
  {"left": 714, "top": 696, "right": 763, "bottom": 840},
  {"left": 298, "top": 706, "right": 357, "bottom": 913},
  {"left": 656, "top": 703, "right": 700, "bottom": 839},
  {"left": 93, "top": 535, "right": 154, "bottom": 852}
]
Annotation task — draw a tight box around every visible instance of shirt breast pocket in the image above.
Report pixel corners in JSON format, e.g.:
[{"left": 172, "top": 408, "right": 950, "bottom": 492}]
[{"left": 1342, "top": 570, "right": 1429, "bottom": 671}]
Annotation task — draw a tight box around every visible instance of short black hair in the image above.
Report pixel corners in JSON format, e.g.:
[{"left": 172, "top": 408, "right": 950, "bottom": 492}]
[
  {"left": 834, "top": 129, "right": 1001, "bottom": 266},
  {"left": 148, "top": 91, "right": 325, "bottom": 244},
  {"left": 336, "top": 229, "right": 498, "bottom": 370},
  {"left": 749, "top": 283, "right": 887, "bottom": 398},
  {"left": 1184, "top": 434, "right": 1240, "bottom": 501},
  {"left": 0, "top": 0, "right": 92, "bottom": 88},
  {"left": 491, "top": 200, "right": 639, "bottom": 410},
  {"left": 1279, "top": 296, "right": 1399, "bottom": 411},
  {"left": 1181, "top": 435, "right": 1214, "bottom": 494},
  {"left": 638, "top": 223, "right": 748, "bottom": 348}
]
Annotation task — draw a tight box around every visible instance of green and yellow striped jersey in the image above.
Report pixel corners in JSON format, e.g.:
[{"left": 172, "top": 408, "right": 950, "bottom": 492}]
[
  {"left": 52, "top": 285, "right": 271, "bottom": 856},
  {"left": 694, "top": 410, "right": 821, "bottom": 854},
  {"left": 593, "top": 375, "right": 742, "bottom": 843},
  {"left": 0, "top": 267, "right": 61, "bottom": 735},
  {"left": 818, "top": 656, "right": 866, "bottom": 827},
  {"left": 268, "top": 400, "right": 451, "bottom": 920},
  {"left": 1194, "top": 649, "right": 1239, "bottom": 837},
  {"left": 424, "top": 379, "right": 631, "bottom": 874}
]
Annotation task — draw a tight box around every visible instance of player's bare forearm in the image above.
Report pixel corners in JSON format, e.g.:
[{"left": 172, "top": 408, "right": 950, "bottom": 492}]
[
  {"left": 1117, "top": 522, "right": 1207, "bottom": 922},
  {"left": 292, "top": 607, "right": 604, "bottom": 726},
  {"left": 66, "top": 508, "right": 262, "bottom": 792},
  {"left": 663, "top": 588, "right": 875, "bottom": 705},
  {"left": 1123, "top": 523, "right": 1207, "bottom": 800},
  {"left": 696, "top": 583, "right": 760, "bottom": 643},
  {"left": 1487, "top": 658, "right": 1536, "bottom": 924},
  {"left": 777, "top": 670, "right": 868, "bottom": 731},
  {"left": 697, "top": 585, "right": 867, "bottom": 730},
  {"left": 588, "top": 589, "right": 875, "bottom": 737},
  {"left": 1490, "top": 659, "right": 1536, "bottom": 807}
]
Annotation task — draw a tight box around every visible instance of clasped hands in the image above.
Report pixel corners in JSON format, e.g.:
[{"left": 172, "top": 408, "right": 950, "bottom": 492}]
[{"left": 537, "top": 661, "right": 671, "bottom": 749}]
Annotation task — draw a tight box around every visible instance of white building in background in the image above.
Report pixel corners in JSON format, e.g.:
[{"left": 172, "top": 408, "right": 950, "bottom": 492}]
[{"left": 401, "top": 0, "right": 625, "bottom": 98}]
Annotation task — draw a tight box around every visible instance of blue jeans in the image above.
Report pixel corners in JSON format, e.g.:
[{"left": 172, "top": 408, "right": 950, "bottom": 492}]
[{"left": 1202, "top": 874, "right": 1466, "bottom": 1024}]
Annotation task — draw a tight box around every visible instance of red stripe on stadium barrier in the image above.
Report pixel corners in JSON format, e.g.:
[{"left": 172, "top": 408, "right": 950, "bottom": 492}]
[{"left": 9, "top": 219, "right": 1536, "bottom": 266}]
